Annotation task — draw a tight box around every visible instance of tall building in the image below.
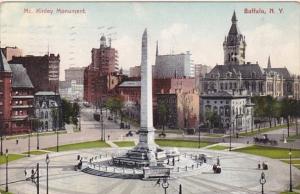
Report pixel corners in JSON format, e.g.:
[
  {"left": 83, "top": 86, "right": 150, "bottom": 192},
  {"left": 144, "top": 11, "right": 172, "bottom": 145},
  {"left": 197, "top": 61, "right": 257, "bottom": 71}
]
[
  {"left": 154, "top": 42, "right": 192, "bottom": 78},
  {"left": 129, "top": 65, "right": 141, "bottom": 78},
  {"left": 9, "top": 53, "right": 60, "bottom": 92},
  {"left": 223, "top": 11, "right": 246, "bottom": 66},
  {"left": 10, "top": 64, "right": 34, "bottom": 134},
  {"left": 201, "top": 11, "right": 299, "bottom": 99},
  {"left": 34, "top": 91, "right": 64, "bottom": 132},
  {"left": 1, "top": 51, "right": 35, "bottom": 134},
  {"left": 84, "top": 35, "right": 121, "bottom": 104},
  {"left": 1, "top": 46, "right": 23, "bottom": 61},
  {"left": 0, "top": 51, "right": 13, "bottom": 134},
  {"left": 65, "top": 67, "right": 85, "bottom": 85}
]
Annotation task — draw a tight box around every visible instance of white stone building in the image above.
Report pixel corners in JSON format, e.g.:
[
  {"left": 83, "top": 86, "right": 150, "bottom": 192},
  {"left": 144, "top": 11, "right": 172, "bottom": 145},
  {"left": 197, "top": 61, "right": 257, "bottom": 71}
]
[{"left": 201, "top": 90, "right": 254, "bottom": 132}]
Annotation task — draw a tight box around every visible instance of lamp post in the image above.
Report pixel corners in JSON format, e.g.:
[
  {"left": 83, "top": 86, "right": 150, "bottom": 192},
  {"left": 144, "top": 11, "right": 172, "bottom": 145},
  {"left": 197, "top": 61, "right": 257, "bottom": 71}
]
[
  {"left": 0, "top": 133, "right": 3, "bottom": 156},
  {"left": 198, "top": 125, "right": 201, "bottom": 149},
  {"left": 46, "top": 154, "right": 50, "bottom": 194},
  {"left": 259, "top": 171, "right": 266, "bottom": 194},
  {"left": 5, "top": 148, "right": 8, "bottom": 192},
  {"left": 36, "top": 119, "right": 40, "bottom": 150},
  {"left": 28, "top": 118, "right": 31, "bottom": 157},
  {"left": 179, "top": 184, "right": 182, "bottom": 194},
  {"left": 229, "top": 123, "right": 232, "bottom": 151},
  {"left": 289, "top": 148, "right": 293, "bottom": 192},
  {"left": 36, "top": 163, "right": 39, "bottom": 194},
  {"left": 161, "top": 177, "right": 169, "bottom": 194}
]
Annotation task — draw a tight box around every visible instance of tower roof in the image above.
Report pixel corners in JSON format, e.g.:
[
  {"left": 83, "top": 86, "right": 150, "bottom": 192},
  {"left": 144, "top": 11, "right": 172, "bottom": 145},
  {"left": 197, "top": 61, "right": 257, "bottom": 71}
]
[
  {"left": 267, "top": 56, "right": 271, "bottom": 68},
  {"left": 100, "top": 35, "right": 106, "bottom": 41},
  {"left": 0, "top": 50, "right": 12, "bottom": 72},
  {"left": 231, "top": 10, "right": 237, "bottom": 23},
  {"left": 228, "top": 11, "right": 240, "bottom": 35}
]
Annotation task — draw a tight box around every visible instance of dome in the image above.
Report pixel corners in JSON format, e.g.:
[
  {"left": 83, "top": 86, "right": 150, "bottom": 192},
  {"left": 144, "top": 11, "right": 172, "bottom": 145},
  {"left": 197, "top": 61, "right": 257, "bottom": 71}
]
[{"left": 100, "top": 35, "right": 106, "bottom": 41}]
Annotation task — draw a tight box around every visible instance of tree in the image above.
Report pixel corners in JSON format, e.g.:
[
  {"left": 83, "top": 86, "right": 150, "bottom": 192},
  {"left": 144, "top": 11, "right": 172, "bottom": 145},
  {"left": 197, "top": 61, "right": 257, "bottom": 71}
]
[
  {"left": 105, "top": 96, "right": 124, "bottom": 121},
  {"left": 280, "top": 98, "right": 292, "bottom": 137},
  {"left": 61, "top": 98, "right": 72, "bottom": 124},
  {"left": 158, "top": 103, "right": 167, "bottom": 135},
  {"left": 205, "top": 110, "right": 221, "bottom": 128},
  {"left": 265, "top": 95, "right": 276, "bottom": 128},
  {"left": 51, "top": 108, "right": 59, "bottom": 130},
  {"left": 180, "top": 92, "right": 192, "bottom": 129}
]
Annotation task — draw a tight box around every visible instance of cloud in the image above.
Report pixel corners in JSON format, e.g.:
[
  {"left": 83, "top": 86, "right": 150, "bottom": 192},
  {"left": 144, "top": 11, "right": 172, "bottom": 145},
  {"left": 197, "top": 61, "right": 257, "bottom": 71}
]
[{"left": 245, "top": 23, "right": 300, "bottom": 74}]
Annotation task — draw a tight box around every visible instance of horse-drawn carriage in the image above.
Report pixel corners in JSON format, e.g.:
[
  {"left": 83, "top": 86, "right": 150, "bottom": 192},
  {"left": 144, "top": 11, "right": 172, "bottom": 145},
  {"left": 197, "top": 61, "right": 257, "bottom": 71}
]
[{"left": 253, "top": 134, "right": 278, "bottom": 145}]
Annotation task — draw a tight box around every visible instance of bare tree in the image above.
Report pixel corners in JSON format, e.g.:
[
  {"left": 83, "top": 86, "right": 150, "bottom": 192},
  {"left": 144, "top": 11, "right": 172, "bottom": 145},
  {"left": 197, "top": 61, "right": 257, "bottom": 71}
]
[{"left": 180, "top": 92, "right": 193, "bottom": 129}]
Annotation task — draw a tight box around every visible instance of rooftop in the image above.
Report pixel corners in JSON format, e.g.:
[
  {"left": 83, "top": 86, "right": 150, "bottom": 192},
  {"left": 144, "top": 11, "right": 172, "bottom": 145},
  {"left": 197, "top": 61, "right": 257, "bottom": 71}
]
[
  {"left": 119, "top": 81, "right": 141, "bottom": 87},
  {"left": 10, "top": 64, "right": 33, "bottom": 88},
  {"left": 0, "top": 50, "right": 12, "bottom": 72}
]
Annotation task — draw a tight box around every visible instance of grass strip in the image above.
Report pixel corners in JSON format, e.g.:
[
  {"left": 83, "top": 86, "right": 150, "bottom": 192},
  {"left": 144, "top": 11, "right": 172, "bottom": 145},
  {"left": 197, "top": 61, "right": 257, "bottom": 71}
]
[
  {"left": 207, "top": 145, "right": 229, "bottom": 150},
  {"left": 235, "top": 145, "right": 300, "bottom": 159},
  {"left": 113, "top": 141, "right": 135, "bottom": 147},
  {"left": 46, "top": 140, "right": 110, "bottom": 152},
  {"left": 155, "top": 139, "right": 212, "bottom": 148},
  {"left": 0, "top": 154, "right": 25, "bottom": 165}
]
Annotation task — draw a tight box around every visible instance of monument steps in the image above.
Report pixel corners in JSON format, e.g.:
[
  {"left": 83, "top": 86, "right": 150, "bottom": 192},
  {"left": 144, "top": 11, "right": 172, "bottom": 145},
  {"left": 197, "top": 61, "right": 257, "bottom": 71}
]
[{"left": 81, "top": 167, "right": 142, "bottom": 179}]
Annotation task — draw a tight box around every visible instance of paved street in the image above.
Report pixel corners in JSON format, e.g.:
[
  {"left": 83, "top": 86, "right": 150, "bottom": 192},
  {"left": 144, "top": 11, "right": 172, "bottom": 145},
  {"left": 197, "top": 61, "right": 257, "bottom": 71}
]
[
  {"left": 1, "top": 148, "right": 299, "bottom": 194},
  {"left": 1, "top": 108, "right": 137, "bottom": 154}
]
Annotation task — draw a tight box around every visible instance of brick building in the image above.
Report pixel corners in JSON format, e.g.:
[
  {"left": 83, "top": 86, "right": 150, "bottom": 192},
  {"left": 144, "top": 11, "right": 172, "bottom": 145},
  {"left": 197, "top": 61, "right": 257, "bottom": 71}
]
[
  {"left": 65, "top": 67, "right": 85, "bottom": 85},
  {"left": 10, "top": 64, "right": 34, "bottom": 134},
  {"left": 117, "top": 77, "right": 199, "bottom": 129},
  {"left": 0, "top": 51, "right": 13, "bottom": 134},
  {"left": 84, "top": 35, "right": 120, "bottom": 104},
  {"left": 9, "top": 53, "right": 60, "bottom": 92},
  {"left": 1, "top": 51, "right": 35, "bottom": 134},
  {"left": 1, "top": 46, "right": 23, "bottom": 61}
]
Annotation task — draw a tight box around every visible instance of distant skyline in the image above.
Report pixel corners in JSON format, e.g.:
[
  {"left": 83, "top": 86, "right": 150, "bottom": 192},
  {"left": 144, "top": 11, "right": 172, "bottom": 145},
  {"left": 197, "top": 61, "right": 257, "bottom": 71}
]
[{"left": 0, "top": 2, "right": 299, "bottom": 80}]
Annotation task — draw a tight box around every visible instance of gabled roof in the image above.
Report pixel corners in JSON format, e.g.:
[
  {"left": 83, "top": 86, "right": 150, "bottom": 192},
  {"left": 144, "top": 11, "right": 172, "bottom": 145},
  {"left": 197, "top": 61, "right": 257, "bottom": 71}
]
[
  {"left": 119, "top": 81, "right": 141, "bottom": 87},
  {"left": 264, "top": 67, "right": 292, "bottom": 79},
  {"left": 35, "top": 91, "right": 56, "bottom": 96},
  {"left": 208, "top": 64, "right": 264, "bottom": 79},
  {"left": 10, "top": 64, "right": 34, "bottom": 88},
  {"left": 0, "top": 50, "right": 12, "bottom": 72}
]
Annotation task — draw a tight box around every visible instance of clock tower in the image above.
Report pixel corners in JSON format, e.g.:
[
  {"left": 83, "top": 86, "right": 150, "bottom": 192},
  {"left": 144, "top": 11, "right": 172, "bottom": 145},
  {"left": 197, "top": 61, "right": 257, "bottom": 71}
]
[{"left": 223, "top": 11, "right": 246, "bottom": 65}]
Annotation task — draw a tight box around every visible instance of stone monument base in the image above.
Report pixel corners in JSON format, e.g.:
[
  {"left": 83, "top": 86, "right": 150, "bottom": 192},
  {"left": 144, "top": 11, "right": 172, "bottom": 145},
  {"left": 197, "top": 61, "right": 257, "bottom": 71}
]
[{"left": 112, "top": 147, "right": 167, "bottom": 168}]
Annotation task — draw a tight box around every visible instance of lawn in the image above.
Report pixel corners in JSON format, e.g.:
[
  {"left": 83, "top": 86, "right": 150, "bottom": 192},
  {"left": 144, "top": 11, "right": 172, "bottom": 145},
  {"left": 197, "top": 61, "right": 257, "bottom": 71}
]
[
  {"left": 208, "top": 145, "right": 229, "bottom": 150},
  {"left": 235, "top": 145, "right": 300, "bottom": 159},
  {"left": 22, "top": 150, "right": 48, "bottom": 155},
  {"left": 281, "top": 192, "right": 300, "bottom": 194},
  {"left": 239, "top": 124, "right": 288, "bottom": 137},
  {"left": 0, "top": 189, "right": 13, "bottom": 194},
  {"left": 155, "top": 139, "right": 212, "bottom": 148},
  {"left": 46, "top": 140, "right": 110, "bottom": 152},
  {"left": 0, "top": 154, "right": 25, "bottom": 165},
  {"left": 113, "top": 141, "right": 135, "bottom": 147}
]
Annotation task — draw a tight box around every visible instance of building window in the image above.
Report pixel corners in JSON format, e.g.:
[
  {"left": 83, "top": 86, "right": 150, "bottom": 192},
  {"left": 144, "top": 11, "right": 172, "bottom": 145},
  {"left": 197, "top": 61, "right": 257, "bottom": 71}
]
[{"left": 45, "top": 111, "right": 48, "bottom": 119}]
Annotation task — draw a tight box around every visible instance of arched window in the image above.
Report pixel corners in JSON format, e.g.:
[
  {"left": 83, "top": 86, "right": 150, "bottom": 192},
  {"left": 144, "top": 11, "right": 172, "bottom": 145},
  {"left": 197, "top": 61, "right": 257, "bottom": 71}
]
[
  {"left": 45, "top": 121, "right": 48, "bottom": 130},
  {"left": 45, "top": 111, "right": 48, "bottom": 119},
  {"left": 213, "top": 106, "right": 218, "bottom": 113},
  {"left": 41, "top": 111, "right": 44, "bottom": 119}
]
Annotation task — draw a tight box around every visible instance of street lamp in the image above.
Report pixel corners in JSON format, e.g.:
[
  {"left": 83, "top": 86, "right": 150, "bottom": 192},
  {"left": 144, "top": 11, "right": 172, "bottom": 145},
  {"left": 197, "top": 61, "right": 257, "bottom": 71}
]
[
  {"left": 5, "top": 148, "right": 8, "bottom": 192},
  {"left": 289, "top": 148, "right": 293, "bottom": 192},
  {"left": 161, "top": 177, "right": 169, "bottom": 194},
  {"left": 259, "top": 171, "right": 266, "bottom": 194},
  {"left": 0, "top": 132, "right": 3, "bottom": 156},
  {"left": 46, "top": 154, "right": 50, "bottom": 194},
  {"left": 229, "top": 123, "right": 232, "bottom": 151},
  {"left": 28, "top": 118, "right": 31, "bottom": 157},
  {"left": 37, "top": 119, "right": 40, "bottom": 150},
  {"left": 198, "top": 125, "right": 201, "bottom": 149}
]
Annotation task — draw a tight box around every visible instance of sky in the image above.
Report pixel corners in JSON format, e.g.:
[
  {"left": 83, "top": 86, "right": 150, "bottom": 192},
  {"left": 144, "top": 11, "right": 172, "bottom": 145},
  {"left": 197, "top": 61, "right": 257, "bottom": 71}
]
[{"left": 0, "top": 2, "right": 300, "bottom": 80}]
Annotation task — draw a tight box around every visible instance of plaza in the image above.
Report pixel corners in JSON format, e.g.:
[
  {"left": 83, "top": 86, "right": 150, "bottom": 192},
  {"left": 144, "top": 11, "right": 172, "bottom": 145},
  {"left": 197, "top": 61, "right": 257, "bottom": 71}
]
[{"left": 1, "top": 147, "right": 299, "bottom": 194}]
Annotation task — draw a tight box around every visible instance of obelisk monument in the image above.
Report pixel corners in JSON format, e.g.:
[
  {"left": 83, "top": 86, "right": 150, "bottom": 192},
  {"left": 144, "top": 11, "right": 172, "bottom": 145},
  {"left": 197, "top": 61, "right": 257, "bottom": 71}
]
[
  {"left": 113, "top": 28, "right": 164, "bottom": 167},
  {"left": 134, "top": 28, "right": 157, "bottom": 155}
]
